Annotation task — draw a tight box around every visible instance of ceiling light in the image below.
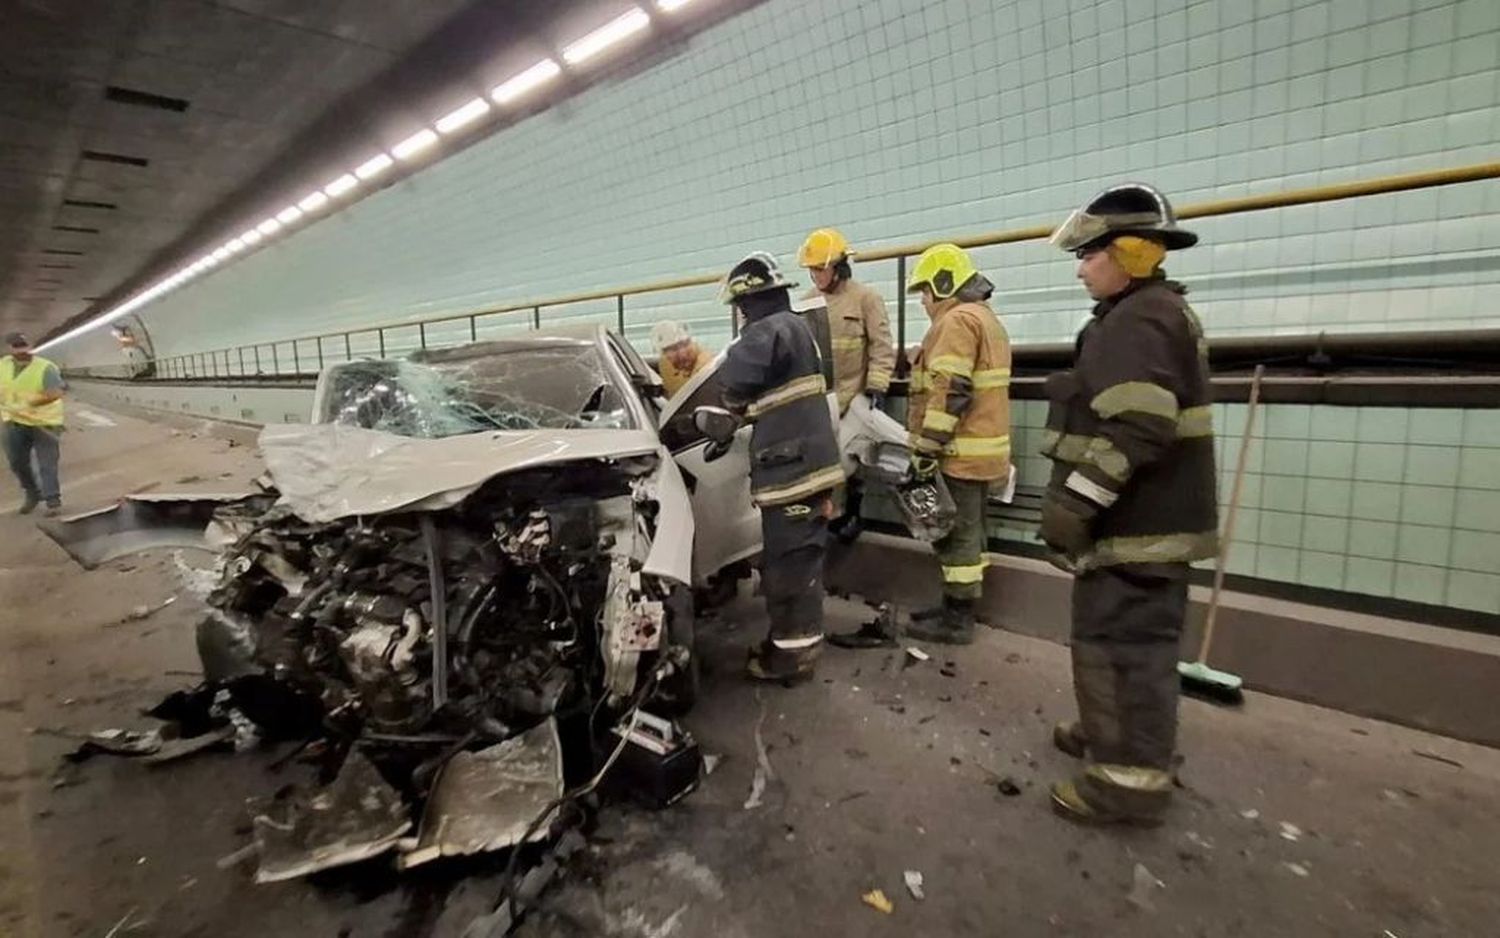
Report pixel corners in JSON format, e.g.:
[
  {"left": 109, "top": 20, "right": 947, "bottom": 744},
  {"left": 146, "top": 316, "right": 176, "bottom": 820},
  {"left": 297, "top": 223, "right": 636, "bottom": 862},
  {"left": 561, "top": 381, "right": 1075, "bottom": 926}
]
[
  {"left": 435, "top": 97, "right": 490, "bottom": 134},
  {"left": 276, "top": 205, "right": 303, "bottom": 225},
  {"left": 323, "top": 174, "right": 359, "bottom": 198},
  {"left": 242, "top": 228, "right": 264, "bottom": 245},
  {"left": 227, "top": 238, "right": 246, "bottom": 253},
  {"left": 212, "top": 248, "right": 230, "bottom": 261},
  {"left": 392, "top": 129, "right": 439, "bottom": 160},
  {"left": 298, "top": 190, "right": 329, "bottom": 212},
  {"left": 492, "top": 59, "right": 562, "bottom": 103},
  {"left": 563, "top": 7, "right": 650, "bottom": 65},
  {"left": 256, "top": 218, "right": 282, "bottom": 236},
  {"left": 354, "top": 153, "right": 393, "bottom": 179},
  {"left": 656, "top": 0, "right": 695, "bottom": 10}
]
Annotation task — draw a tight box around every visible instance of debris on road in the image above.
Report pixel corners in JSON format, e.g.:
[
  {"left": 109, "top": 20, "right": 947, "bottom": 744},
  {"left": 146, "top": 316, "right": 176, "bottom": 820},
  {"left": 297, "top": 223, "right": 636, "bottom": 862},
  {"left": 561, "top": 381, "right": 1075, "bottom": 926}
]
[
  {"left": 1185, "top": 830, "right": 1214, "bottom": 850},
  {"left": 1127, "top": 863, "right": 1164, "bottom": 911},
  {"left": 116, "top": 596, "right": 177, "bottom": 625},
  {"left": 996, "top": 776, "right": 1022, "bottom": 797},
  {"left": 72, "top": 728, "right": 163, "bottom": 759},
  {"left": 1412, "top": 749, "right": 1464, "bottom": 769},
  {"left": 1279, "top": 821, "right": 1303, "bottom": 842},
  {"left": 905, "top": 646, "right": 931, "bottom": 663},
  {"left": 1283, "top": 862, "right": 1310, "bottom": 878},
  {"left": 903, "top": 870, "right": 925, "bottom": 901},
  {"left": 745, "top": 696, "right": 775, "bottom": 810},
  {"left": 1240, "top": 808, "right": 1260, "bottom": 821},
  {"left": 862, "top": 889, "right": 894, "bottom": 914}
]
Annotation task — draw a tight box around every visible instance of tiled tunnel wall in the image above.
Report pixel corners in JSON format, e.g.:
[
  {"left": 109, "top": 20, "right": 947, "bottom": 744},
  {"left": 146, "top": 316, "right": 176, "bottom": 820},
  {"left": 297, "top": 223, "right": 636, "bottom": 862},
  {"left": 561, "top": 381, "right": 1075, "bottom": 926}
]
[{"left": 56, "top": 0, "right": 1500, "bottom": 614}]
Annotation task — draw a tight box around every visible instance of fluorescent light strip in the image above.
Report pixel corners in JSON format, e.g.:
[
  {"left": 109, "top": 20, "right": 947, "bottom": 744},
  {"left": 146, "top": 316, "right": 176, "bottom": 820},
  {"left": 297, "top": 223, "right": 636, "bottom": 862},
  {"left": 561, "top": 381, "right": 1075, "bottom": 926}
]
[
  {"left": 563, "top": 7, "right": 650, "bottom": 64},
  {"left": 298, "top": 190, "right": 329, "bottom": 212},
  {"left": 354, "top": 153, "right": 394, "bottom": 179},
  {"left": 226, "top": 238, "right": 246, "bottom": 253},
  {"left": 276, "top": 206, "right": 303, "bottom": 225},
  {"left": 324, "top": 174, "right": 359, "bottom": 198},
  {"left": 492, "top": 59, "right": 562, "bottom": 103},
  {"left": 256, "top": 218, "right": 282, "bottom": 236},
  {"left": 393, "top": 129, "right": 439, "bottom": 160},
  {"left": 241, "top": 228, "right": 263, "bottom": 245},
  {"left": 656, "top": 0, "right": 695, "bottom": 10},
  {"left": 435, "top": 97, "right": 491, "bottom": 134}
]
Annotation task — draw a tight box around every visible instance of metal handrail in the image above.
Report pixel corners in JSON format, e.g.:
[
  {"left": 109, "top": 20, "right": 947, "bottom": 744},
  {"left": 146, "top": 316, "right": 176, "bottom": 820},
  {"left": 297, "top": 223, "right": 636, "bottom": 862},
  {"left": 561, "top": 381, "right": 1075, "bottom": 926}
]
[{"left": 76, "top": 159, "right": 1500, "bottom": 380}]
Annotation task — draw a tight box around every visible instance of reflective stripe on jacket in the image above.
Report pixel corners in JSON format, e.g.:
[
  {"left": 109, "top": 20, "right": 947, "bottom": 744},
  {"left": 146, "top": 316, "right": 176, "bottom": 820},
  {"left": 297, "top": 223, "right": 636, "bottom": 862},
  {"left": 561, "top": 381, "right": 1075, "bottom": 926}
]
[
  {"left": 1041, "top": 278, "right": 1218, "bottom": 568},
  {"left": 720, "top": 309, "right": 844, "bottom": 508},
  {"left": 0, "top": 355, "right": 64, "bottom": 427},
  {"left": 907, "top": 300, "right": 1012, "bottom": 482},
  {"left": 658, "top": 344, "right": 714, "bottom": 398},
  {"left": 800, "top": 280, "right": 895, "bottom": 412}
]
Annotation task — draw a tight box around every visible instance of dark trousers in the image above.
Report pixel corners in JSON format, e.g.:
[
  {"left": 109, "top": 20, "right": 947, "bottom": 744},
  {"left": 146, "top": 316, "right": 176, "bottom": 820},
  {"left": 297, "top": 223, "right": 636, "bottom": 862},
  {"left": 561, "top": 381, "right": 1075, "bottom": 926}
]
[
  {"left": 3, "top": 422, "right": 61, "bottom": 504},
  {"left": 760, "top": 492, "right": 831, "bottom": 646},
  {"left": 1070, "top": 562, "right": 1188, "bottom": 769},
  {"left": 936, "top": 475, "right": 989, "bottom": 601}
]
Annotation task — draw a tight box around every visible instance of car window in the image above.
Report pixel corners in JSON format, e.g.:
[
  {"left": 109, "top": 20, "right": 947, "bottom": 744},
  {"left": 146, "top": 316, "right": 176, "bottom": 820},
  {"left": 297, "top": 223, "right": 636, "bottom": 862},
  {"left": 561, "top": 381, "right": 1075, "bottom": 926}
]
[
  {"left": 320, "top": 346, "right": 634, "bottom": 436},
  {"left": 658, "top": 369, "right": 728, "bottom": 452}
]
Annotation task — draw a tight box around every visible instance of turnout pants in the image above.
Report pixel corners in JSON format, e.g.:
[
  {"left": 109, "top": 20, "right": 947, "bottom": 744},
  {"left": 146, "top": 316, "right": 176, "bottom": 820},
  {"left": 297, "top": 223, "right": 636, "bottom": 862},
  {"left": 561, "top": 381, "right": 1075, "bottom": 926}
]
[
  {"left": 936, "top": 475, "right": 989, "bottom": 601},
  {"left": 1067, "top": 562, "right": 1188, "bottom": 817},
  {"left": 3, "top": 423, "right": 61, "bottom": 504},
  {"left": 759, "top": 491, "right": 832, "bottom": 657}
]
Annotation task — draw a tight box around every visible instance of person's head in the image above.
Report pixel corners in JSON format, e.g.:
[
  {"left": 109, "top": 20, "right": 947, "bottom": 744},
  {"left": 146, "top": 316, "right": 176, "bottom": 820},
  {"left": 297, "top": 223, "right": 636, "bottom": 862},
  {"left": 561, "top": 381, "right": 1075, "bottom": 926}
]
[
  {"left": 651, "top": 320, "right": 700, "bottom": 371},
  {"left": 720, "top": 251, "right": 795, "bottom": 324},
  {"left": 798, "top": 228, "right": 853, "bottom": 294},
  {"left": 905, "top": 243, "right": 992, "bottom": 319},
  {"left": 1050, "top": 183, "right": 1196, "bottom": 301},
  {"left": 5, "top": 332, "right": 32, "bottom": 362}
]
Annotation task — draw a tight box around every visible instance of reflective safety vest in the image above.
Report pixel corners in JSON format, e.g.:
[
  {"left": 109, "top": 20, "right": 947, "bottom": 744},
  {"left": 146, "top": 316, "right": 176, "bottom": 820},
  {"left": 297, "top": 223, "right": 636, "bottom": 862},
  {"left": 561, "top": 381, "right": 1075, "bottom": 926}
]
[
  {"left": 800, "top": 280, "right": 895, "bottom": 412},
  {"left": 0, "top": 355, "right": 64, "bottom": 427},
  {"left": 908, "top": 300, "right": 1012, "bottom": 482}
]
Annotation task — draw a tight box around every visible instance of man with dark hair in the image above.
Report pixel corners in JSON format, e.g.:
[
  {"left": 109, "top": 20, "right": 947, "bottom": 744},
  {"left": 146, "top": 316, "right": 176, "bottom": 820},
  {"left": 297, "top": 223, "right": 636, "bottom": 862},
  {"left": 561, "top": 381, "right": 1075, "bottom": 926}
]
[
  {"left": 1041, "top": 184, "right": 1218, "bottom": 826},
  {"left": 1, "top": 332, "right": 67, "bottom": 516},
  {"left": 700, "top": 251, "right": 844, "bottom": 682}
]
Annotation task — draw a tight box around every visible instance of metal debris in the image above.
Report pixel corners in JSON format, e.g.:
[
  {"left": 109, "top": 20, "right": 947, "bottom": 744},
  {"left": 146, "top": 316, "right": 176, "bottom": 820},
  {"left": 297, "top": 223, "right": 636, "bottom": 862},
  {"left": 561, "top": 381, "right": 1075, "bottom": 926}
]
[
  {"left": 1412, "top": 749, "right": 1464, "bottom": 769},
  {"left": 744, "top": 695, "right": 774, "bottom": 810},
  {"left": 1284, "top": 862, "right": 1310, "bottom": 878},
  {"left": 1279, "top": 821, "right": 1303, "bottom": 842},
  {"left": 905, "top": 646, "right": 931, "bottom": 663}
]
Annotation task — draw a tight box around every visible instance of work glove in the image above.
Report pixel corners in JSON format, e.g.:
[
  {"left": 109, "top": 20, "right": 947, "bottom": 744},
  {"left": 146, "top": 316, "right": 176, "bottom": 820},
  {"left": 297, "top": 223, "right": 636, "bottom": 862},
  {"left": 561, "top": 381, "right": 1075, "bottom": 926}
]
[
  {"left": 1038, "top": 488, "right": 1098, "bottom": 559},
  {"left": 910, "top": 452, "right": 940, "bottom": 482},
  {"left": 863, "top": 388, "right": 886, "bottom": 410}
]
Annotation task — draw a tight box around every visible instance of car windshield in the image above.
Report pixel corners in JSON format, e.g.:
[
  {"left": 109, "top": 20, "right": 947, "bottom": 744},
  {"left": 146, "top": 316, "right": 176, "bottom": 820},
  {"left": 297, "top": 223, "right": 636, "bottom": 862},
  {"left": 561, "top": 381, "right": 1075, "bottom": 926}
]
[{"left": 320, "top": 344, "right": 634, "bottom": 437}]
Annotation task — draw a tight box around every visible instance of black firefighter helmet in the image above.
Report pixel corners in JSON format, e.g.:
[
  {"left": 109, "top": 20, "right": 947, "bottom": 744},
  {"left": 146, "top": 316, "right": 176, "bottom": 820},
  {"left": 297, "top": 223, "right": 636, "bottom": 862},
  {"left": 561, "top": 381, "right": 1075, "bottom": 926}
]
[{"left": 1050, "top": 183, "right": 1198, "bottom": 255}]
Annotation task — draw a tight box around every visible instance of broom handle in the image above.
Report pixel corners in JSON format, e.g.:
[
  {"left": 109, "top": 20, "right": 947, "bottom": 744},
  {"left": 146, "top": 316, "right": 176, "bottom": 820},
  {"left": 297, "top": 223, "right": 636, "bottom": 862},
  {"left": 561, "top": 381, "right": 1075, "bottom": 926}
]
[{"left": 1198, "top": 364, "right": 1265, "bottom": 665}]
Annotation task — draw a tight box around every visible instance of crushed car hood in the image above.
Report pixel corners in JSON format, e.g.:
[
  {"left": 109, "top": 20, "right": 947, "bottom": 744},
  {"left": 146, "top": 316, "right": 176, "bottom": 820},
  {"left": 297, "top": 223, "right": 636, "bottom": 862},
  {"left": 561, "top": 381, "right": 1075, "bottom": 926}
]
[{"left": 259, "top": 423, "right": 663, "bottom": 522}]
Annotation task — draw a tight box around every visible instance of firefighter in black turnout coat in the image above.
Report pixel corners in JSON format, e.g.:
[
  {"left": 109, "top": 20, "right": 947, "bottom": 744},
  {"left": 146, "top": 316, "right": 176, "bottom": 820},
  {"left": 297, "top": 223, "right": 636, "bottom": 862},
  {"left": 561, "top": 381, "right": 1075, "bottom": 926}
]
[
  {"left": 1040, "top": 184, "right": 1219, "bottom": 825},
  {"left": 698, "top": 251, "right": 845, "bottom": 682}
]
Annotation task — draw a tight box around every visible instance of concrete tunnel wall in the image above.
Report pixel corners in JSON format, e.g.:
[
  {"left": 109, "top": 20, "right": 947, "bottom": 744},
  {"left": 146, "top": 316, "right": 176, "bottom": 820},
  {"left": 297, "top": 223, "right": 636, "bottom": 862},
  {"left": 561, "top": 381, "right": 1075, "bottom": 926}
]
[{"left": 54, "top": 0, "right": 1500, "bottom": 368}]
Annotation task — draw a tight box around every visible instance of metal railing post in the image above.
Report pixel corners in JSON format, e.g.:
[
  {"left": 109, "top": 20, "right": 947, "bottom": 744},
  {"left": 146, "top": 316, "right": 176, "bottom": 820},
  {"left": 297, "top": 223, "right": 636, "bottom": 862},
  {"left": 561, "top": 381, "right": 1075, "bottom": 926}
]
[
  {"left": 470, "top": 315, "right": 478, "bottom": 341},
  {"left": 378, "top": 328, "right": 386, "bottom": 358},
  {"left": 616, "top": 294, "right": 625, "bottom": 334},
  {"left": 271, "top": 343, "right": 279, "bottom": 375},
  {"left": 254, "top": 346, "right": 262, "bottom": 375},
  {"left": 292, "top": 340, "right": 300, "bottom": 374},
  {"left": 895, "top": 254, "right": 908, "bottom": 374},
  {"left": 532, "top": 306, "right": 540, "bottom": 330},
  {"left": 238, "top": 347, "right": 246, "bottom": 376},
  {"left": 344, "top": 334, "right": 352, "bottom": 361},
  {"left": 316, "top": 337, "right": 324, "bottom": 371},
  {"left": 419, "top": 323, "right": 427, "bottom": 350}
]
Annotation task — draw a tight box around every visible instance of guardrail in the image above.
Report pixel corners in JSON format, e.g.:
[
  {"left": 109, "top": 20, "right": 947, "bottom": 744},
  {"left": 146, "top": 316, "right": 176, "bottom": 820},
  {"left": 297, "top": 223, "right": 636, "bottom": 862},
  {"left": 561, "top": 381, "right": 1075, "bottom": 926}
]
[{"left": 67, "top": 159, "right": 1500, "bottom": 382}]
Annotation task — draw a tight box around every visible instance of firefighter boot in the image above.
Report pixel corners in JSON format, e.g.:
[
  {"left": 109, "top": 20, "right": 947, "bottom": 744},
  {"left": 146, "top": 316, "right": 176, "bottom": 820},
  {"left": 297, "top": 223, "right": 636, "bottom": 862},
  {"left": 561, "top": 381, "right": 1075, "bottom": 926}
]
[
  {"left": 904, "top": 597, "right": 975, "bottom": 645},
  {"left": 1053, "top": 720, "right": 1088, "bottom": 759},
  {"left": 746, "top": 640, "right": 821, "bottom": 684},
  {"left": 1050, "top": 764, "right": 1172, "bottom": 827}
]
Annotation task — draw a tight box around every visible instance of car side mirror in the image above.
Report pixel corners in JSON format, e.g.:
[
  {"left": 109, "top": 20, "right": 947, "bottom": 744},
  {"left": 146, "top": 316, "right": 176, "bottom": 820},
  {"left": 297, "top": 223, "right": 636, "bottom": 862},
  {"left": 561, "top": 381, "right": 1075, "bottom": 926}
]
[
  {"left": 693, "top": 406, "right": 740, "bottom": 443},
  {"left": 631, "top": 372, "right": 666, "bottom": 400}
]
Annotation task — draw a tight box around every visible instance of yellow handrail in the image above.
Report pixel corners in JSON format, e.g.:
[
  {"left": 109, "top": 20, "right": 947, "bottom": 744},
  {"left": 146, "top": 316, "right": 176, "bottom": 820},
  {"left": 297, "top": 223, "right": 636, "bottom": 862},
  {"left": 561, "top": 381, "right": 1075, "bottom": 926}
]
[{"left": 178, "top": 159, "right": 1500, "bottom": 352}]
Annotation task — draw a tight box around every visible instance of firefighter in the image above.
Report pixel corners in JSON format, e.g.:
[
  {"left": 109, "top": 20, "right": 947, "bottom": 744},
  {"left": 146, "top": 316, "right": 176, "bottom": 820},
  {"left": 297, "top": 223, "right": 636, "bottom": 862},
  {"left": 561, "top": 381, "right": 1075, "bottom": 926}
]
[
  {"left": 651, "top": 320, "right": 714, "bottom": 397},
  {"left": 797, "top": 227, "right": 895, "bottom": 542},
  {"left": 698, "top": 251, "right": 845, "bottom": 682},
  {"left": 797, "top": 228, "right": 895, "bottom": 413},
  {"left": 1040, "top": 183, "right": 1218, "bottom": 826},
  {"left": 902, "top": 244, "right": 1012, "bottom": 645}
]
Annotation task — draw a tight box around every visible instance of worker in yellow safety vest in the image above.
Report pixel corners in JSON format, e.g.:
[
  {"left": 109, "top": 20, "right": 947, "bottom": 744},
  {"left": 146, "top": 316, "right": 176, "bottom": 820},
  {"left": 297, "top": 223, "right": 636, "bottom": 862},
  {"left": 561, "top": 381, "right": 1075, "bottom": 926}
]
[
  {"left": 651, "top": 320, "right": 714, "bottom": 398},
  {"left": 1, "top": 332, "right": 67, "bottom": 516},
  {"left": 902, "top": 245, "right": 1012, "bottom": 644}
]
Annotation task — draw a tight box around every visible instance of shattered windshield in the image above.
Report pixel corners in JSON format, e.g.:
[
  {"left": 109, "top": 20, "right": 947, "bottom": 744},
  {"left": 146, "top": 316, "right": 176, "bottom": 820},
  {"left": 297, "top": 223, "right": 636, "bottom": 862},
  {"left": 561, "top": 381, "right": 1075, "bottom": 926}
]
[{"left": 320, "top": 344, "right": 634, "bottom": 437}]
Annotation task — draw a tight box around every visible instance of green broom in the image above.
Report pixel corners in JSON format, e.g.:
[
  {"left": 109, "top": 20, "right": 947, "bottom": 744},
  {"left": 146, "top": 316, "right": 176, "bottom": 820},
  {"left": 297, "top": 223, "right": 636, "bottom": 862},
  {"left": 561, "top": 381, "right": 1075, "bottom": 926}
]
[{"left": 1179, "top": 364, "right": 1265, "bottom": 706}]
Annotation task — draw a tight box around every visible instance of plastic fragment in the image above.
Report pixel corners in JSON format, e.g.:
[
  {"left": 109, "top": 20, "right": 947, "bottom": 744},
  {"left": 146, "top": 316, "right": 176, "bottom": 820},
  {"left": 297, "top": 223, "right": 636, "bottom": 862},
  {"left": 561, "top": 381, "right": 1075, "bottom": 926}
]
[
  {"left": 862, "top": 889, "right": 894, "bottom": 914},
  {"left": 1127, "top": 863, "right": 1163, "bottom": 911},
  {"left": 903, "top": 870, "right": 925, "bottom": 901}
]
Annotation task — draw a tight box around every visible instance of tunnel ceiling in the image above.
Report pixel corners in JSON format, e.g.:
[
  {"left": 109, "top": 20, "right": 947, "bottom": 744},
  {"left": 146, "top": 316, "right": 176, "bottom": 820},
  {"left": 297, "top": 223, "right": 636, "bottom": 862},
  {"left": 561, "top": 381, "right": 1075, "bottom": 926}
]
[{"left": 0, "top": 0, "right": 484, "bottom": 340}]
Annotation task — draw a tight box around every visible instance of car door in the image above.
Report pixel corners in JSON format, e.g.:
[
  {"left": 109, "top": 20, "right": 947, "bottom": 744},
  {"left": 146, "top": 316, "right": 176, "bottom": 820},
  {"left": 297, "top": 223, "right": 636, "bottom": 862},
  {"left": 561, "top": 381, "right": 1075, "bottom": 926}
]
[{"left": 655, "top": 353, "right": 764, "bottom": 583}]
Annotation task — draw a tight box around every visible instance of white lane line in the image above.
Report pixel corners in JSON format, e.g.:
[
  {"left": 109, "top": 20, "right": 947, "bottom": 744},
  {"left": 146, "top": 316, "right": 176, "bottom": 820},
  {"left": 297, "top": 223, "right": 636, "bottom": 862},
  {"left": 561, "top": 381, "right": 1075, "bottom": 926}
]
[{"left": 73, "top": 407, "right": 117, "bottom": 427}]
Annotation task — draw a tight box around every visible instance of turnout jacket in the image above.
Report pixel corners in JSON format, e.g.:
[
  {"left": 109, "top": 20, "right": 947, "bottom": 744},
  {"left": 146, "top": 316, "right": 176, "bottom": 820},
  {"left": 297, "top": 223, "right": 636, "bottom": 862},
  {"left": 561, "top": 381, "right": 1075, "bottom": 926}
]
[
  {"left": 907, "top": 300, "right": 1012, "bottom": 481},
  {"left": 800, "top": 279, "right": 895, "bottom": 412},
  {"left": 1042, "top": 278, "right": 1219, "bottom": 567},
  {"left": 721, "top": 308, "right": 844, "bottom": 507}
]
